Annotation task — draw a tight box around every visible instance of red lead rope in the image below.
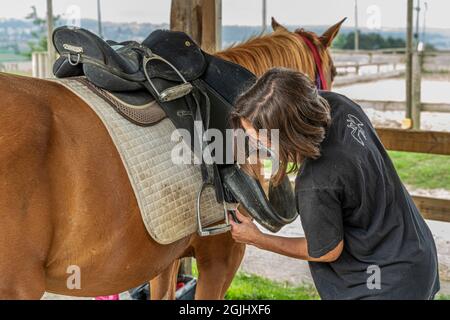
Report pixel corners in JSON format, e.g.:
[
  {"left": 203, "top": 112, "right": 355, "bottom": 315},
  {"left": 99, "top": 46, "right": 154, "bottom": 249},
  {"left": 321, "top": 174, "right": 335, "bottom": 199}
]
[{"left": 297, "top": 34, "right": 328, "bottom": 91}]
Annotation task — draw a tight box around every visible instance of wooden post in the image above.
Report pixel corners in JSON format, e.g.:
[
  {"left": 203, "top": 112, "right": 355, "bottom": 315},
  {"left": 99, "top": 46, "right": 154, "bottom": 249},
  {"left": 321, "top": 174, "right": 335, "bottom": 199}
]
[
  {"left": 97, "top": 0, "right": 103, "bottom": 38},
  {"left": 32, "top": 52, "right": 49, "bottom": 79},
  {"left": 171, "top": 0, "right": 202, "bottom": 45},
  {"left": 354, "top": 0, "right": 359, "bottom": 51},
  {"left": 262, "top": 0, "right": 267, "bottom": 32},
  {"left": 404, "top": 0, "right": 414, "bottom": 128},
  {"left": 201, "top": 0, "right": 222, "bottom": 52},
  {"left": 171, "top": 0, "right": 222, "bottom": 52},
  {"left": 46, "top": 0, "right": 56, "bottom": 78},
  {"left": 412, "top": 51, "right": 423, "bottom": 129}
]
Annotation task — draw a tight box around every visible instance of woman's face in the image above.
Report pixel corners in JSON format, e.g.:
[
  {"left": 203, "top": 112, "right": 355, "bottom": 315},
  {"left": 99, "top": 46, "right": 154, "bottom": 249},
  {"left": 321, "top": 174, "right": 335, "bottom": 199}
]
[
  {"left": 240, "top": 118, "right": 271, "bottom": 149},
  {"left": 239, "top": 118, "right": 279, "bottom": 175}
]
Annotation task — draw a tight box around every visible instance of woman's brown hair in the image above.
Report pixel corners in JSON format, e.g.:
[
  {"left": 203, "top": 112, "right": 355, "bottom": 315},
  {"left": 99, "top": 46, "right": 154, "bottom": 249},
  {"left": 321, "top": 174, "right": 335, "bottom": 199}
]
[{"left": 230, "top": 68, "right": 331, "bottom": 185}]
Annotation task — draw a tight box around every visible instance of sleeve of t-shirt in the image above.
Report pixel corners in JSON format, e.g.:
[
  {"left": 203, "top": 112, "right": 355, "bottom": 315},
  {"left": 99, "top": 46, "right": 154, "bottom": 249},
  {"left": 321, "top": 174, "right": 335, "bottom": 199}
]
[{"left": 297, "top": 188, "right": 344, "bottom": 259}]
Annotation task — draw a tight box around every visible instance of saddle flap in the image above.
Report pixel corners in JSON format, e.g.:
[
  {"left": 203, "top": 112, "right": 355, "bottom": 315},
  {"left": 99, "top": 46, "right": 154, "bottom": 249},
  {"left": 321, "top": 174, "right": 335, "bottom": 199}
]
[
  {"left": 53, "top": 26, "right": 140, "bottom": 74},
  {"left": 220, "top": 166, "right": 298, "bottom": 233},
  {"left": 53, "top": 55, "right": 84, "bottom": 78},
  {"left": 53, "top": 26, "right": 143, "bottom": 91},
  {"left": 202, "top": 53, "right": 256, "bottom": 105},
  {"left": 142, "top": 30, "right": 206, "bottom": 82}
]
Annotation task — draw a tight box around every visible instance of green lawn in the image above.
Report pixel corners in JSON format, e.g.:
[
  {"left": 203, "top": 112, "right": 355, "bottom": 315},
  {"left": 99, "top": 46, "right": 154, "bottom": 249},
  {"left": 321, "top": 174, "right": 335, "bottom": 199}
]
[
  {"left": 192, "top": 261, "right": 319, "bottom": 300},
  {"left": 225, "top": 272, "right": 320, "bottom": 300},
  {"left": 265, "top": 151, "right": 450, "bottom": 191},
  {"left": 225, "top": 272, "right": 450, "bottom": 300},
  {"left": 194, "top": 265, "right": 448, "bottom": 300},
  {"left": 388, "top": 151, "right": 450, "bottom": 190}
]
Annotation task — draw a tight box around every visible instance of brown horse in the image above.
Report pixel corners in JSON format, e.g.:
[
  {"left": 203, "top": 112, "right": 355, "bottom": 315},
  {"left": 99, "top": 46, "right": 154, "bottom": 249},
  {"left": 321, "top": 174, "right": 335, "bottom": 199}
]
[{"left": 0, "top": 19, "right": 343, "bottom": 300}]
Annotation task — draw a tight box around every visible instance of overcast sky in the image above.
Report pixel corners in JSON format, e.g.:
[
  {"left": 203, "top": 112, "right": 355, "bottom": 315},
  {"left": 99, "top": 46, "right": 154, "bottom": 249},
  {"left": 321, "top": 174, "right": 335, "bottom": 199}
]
[{"left": 1, "top": 0, "right": 449, "bottom": 29}]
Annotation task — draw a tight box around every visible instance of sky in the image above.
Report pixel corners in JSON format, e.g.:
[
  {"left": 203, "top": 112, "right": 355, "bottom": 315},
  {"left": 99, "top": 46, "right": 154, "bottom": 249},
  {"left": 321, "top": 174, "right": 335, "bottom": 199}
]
[{"left": 1, "top": 0, "right": 449, "bottom": 30}]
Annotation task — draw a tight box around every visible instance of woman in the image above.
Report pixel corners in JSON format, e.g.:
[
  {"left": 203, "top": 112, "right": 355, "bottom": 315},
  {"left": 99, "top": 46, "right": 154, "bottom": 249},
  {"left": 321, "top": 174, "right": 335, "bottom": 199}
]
[{"left": 229, "top": 68, "right": 440, "bottom": 300}]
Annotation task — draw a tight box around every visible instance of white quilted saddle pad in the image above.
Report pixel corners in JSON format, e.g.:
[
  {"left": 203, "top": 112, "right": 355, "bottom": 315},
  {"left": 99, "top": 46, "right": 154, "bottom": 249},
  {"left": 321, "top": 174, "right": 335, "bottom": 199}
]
[{"left": 56, "top": 79, "right": 224, "bottom": 244}]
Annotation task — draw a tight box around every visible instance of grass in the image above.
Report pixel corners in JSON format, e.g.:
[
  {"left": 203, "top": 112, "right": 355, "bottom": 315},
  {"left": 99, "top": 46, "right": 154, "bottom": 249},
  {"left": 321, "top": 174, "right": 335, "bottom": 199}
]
[
  {"left": 192, "top": 260, "right": 319, "bottom": 300},
  {"left": 264, "top": 151, "right": 449, "bottom": 191},
  {"left": 225, "top": 273, "right": 320, "bottom": 300},
  {"left": 388, "top": 151, "right": 450, "bottom": 190},
  {"left": 192, "top": 262, "right": 450, "bottom": 300}
]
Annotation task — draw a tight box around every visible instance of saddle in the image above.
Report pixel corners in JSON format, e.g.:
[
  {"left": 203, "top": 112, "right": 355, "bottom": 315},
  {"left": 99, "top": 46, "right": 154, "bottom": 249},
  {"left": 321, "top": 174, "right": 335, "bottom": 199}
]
[{"left": 52, "top": 26, "right": 298, "bottom": 234}]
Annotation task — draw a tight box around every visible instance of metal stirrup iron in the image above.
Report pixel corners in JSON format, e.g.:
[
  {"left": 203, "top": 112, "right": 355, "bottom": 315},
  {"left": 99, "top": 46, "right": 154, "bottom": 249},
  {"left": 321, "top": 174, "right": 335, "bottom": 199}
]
[
  {"left": 191, "top": 91, "right": 232, "bottom": 237},
  {"left": 196, "top": 183, "right": 232, "bottom": 237},
  {"left": 142, "top": 52, "right": 194, "bottom": 102}
]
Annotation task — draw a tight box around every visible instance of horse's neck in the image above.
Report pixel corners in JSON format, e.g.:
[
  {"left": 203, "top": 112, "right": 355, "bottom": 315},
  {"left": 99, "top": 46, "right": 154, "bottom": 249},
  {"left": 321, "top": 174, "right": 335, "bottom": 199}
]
[{"left": 215, "top": 33, "right": 317, "bottom": 79}]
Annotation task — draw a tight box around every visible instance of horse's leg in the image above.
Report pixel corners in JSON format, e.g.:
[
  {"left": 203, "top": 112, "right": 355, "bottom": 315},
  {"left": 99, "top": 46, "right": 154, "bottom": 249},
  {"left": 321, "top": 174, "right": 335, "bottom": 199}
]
[
  {"left": 0, "top": 256, "right": 46, "bottom": 300},
  {"left": 0, "top": 199, "right": 48, "bottom": 299},
  {"left": 0, "top": 189, "right": 48, "bottom": 299},
  {"left": 0, "top": 183, "right": 50, "bottom": 299},
  {"left": 193, "top": 232, "right": 245, "bottom": 300},
  {"left": 149, "top": 259, "right": 180, "bottom": 300}
]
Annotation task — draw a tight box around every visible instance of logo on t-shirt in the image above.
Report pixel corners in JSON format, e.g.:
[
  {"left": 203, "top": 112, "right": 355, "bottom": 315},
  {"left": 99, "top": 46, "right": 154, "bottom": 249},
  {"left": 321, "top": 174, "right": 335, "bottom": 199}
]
[{"left": 346, "top": 114, "right": 367, "bottom": 146}]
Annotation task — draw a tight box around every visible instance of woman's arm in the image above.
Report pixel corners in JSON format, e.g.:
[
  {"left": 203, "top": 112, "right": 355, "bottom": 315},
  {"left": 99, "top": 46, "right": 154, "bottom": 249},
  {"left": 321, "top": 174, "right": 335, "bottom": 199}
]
[
  {"left": 229, "top": 210, "right": 343, "bottom": 263},
  {"left": 255, "top": 234, "right": 343, "bottom": 262}
]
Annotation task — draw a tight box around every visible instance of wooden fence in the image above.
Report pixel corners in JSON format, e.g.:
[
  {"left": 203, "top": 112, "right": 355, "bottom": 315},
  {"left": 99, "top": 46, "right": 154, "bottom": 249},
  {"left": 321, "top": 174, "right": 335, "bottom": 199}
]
[
  {"left": 31, "top": 52, "right": 51, "bottom": 78},
  {"left": 376, "top": 128, "right": 450, "bottom": 223},
  {"left": 355, "top": 99, "right": 450, "bottom": 113},
  {"left": 331, "top": 49, "right": 450, "bottom": 130}
]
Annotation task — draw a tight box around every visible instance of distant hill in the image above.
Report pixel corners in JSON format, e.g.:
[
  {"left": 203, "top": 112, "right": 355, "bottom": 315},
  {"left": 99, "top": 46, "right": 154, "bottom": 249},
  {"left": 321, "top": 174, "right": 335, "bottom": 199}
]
[
  {"left": 224, "top": 25, "right": 450, "bottom": 50},
  {"left": 1, "top": 18, "right": 449, "bottom": 60}
]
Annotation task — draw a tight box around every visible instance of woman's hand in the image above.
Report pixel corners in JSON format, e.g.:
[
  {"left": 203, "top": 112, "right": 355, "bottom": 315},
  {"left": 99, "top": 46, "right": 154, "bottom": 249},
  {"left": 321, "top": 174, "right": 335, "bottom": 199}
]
[
  {"left": 229, "top": 209, "right": 264, "bottom": 246},
  {"left": 229, "top": 210, "right": 343, "bottom": 262}
]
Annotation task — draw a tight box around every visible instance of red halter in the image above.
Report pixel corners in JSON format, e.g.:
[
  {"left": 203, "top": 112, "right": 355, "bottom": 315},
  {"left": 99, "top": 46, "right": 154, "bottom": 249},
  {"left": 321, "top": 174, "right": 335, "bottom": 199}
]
[{"left": 297, "top": 34, "right": 328, "bottom": 91}]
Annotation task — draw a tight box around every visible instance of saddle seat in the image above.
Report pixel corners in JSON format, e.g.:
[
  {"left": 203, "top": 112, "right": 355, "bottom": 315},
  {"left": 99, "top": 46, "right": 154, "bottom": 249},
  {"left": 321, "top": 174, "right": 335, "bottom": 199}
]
[{"left": 52, "top": 26, "right": 298, "bottom": 233}]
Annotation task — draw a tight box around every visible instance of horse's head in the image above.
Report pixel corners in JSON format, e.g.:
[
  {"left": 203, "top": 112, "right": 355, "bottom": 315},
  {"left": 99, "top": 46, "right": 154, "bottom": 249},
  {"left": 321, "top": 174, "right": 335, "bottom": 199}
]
[{"left": 271, "top": 17, "right": 346, "bottom": 90}]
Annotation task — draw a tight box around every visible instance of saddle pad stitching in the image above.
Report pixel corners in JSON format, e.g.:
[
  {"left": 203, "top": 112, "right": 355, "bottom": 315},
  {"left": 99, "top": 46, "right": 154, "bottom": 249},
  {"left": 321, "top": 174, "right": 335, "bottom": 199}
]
[{"left": 79, "top": 77, "right": 167, "bottom": 127}]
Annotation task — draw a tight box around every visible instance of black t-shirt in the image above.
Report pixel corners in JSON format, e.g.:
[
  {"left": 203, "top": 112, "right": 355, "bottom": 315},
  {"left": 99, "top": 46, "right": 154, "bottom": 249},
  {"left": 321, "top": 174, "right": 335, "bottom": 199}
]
[{"left": 295, "top": 91, "right": 440, "bottom": 300}]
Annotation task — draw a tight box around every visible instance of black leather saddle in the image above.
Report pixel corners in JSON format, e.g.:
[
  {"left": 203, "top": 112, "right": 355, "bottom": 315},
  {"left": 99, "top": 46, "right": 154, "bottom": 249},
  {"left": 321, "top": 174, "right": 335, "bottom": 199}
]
[{"left": 52, "top": 26, "right": 298, "bottom": 233}]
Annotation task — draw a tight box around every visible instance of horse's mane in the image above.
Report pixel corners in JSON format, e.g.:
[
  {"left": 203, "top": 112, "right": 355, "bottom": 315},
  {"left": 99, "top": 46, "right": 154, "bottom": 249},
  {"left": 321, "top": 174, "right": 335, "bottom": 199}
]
[{"left": 215, "top": 29, "right": 332, "bottom": 83}]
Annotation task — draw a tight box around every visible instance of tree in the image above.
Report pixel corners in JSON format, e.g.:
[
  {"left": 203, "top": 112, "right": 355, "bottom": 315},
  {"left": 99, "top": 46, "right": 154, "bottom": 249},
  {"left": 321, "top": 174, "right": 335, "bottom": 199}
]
[{"left": 332, "top": 32, "right": 406, "bottom": 50}]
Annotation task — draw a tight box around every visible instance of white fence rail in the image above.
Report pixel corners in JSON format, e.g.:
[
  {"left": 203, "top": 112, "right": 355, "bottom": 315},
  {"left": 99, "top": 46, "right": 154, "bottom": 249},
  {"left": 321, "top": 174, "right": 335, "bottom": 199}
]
[{"left": 32, "top": 52, "right": 52, "bottom": 79}]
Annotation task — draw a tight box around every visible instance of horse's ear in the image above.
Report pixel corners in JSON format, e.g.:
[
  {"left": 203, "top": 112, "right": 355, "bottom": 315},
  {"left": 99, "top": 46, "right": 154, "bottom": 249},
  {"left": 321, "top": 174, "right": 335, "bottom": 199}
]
[
  {"left": 320, "top": 18, "right": 347, "bottom": 48},
  {"left": 271, "top": 17, "right": 288, "bottom": 32}
]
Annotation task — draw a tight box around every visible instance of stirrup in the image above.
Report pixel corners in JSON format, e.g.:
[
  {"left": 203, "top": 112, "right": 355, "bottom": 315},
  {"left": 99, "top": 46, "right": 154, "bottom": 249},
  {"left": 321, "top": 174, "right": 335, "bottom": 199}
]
[
  {"left": 196, "top": 182, "right": 234, "bottom": 237},
  {"left": 143, "top": 54, "right": 194, "bottom": 102}
]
